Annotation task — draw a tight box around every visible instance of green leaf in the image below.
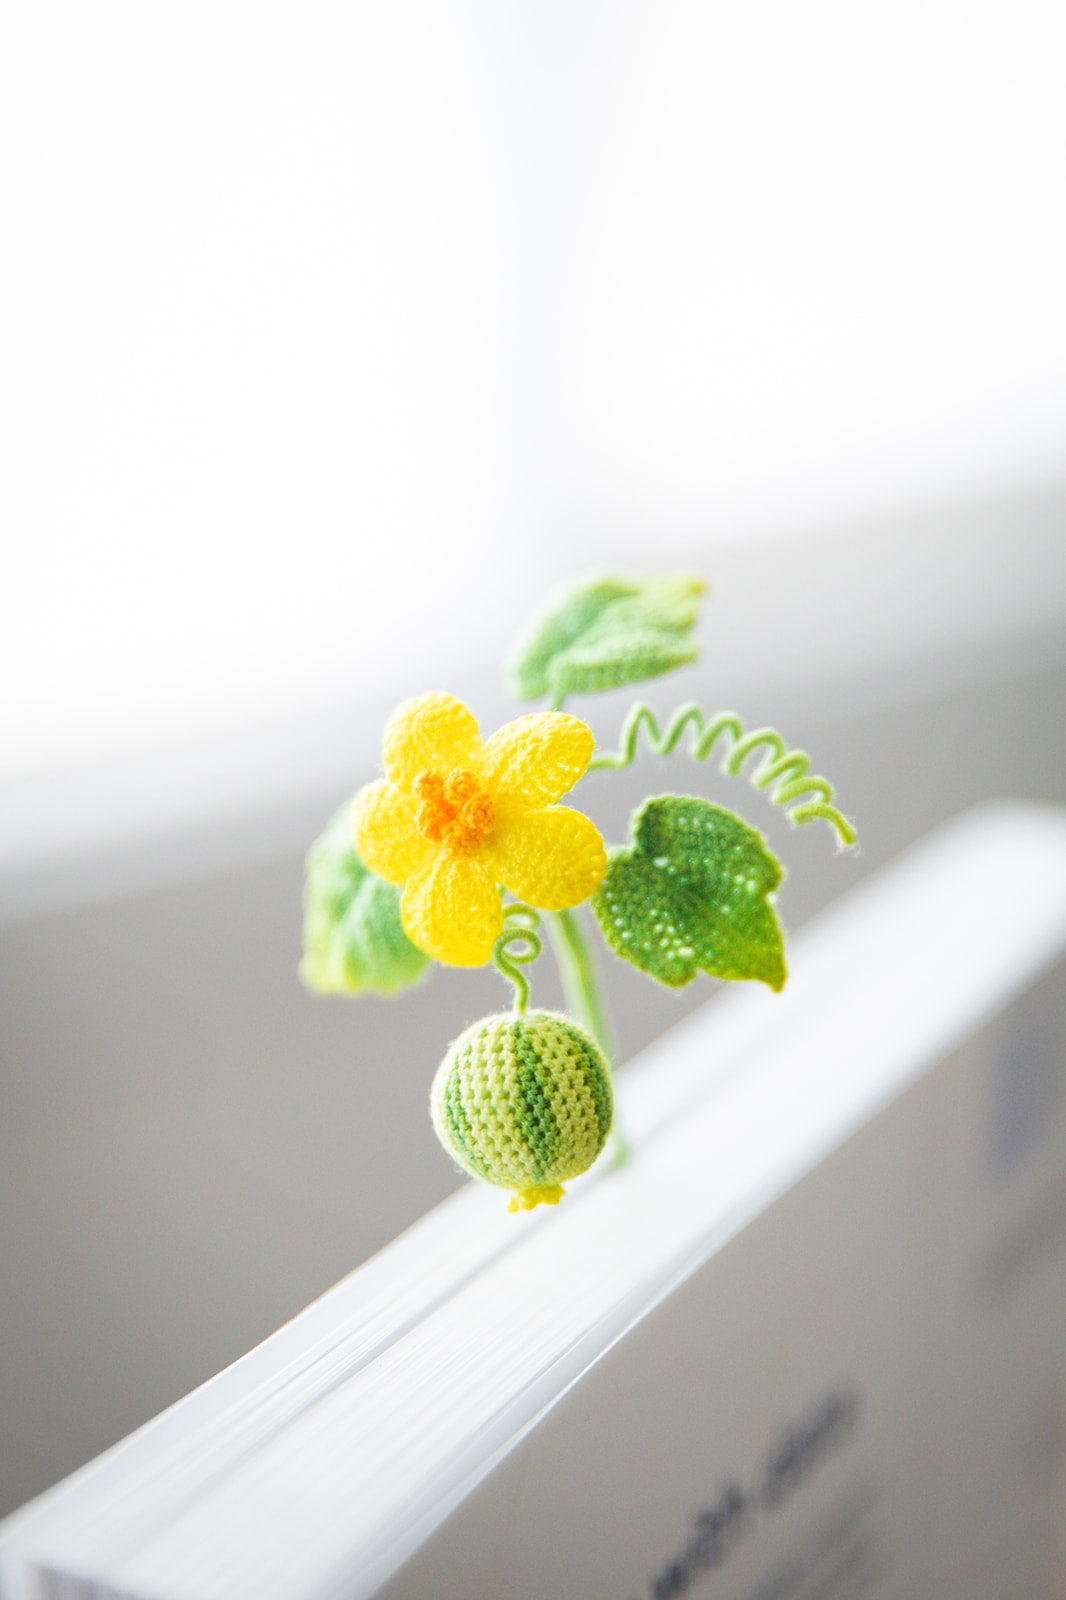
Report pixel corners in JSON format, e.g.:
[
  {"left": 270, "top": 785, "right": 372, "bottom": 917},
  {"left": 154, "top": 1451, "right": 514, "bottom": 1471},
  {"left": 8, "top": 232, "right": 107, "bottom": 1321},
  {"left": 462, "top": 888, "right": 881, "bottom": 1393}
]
[
  {"left": 508, "top": 572, "right": 706, "bottom": 703},
  {"left": 300, "top": 806, "right": 431, "bottom": 997},
  {"left": 591, "top": 795, "right": 787, "bottom": 991}
]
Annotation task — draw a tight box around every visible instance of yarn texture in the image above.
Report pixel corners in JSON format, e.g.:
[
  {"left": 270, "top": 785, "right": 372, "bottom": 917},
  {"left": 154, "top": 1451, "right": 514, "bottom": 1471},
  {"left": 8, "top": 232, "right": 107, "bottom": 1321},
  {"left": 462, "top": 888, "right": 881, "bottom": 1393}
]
[
  {"left": 352, "top": 694, "right": 606, "bottom": 967},
  {"left": 593, "top": 794, "right": 787, "bottom": 991},
  {"left": 509, "top": 572, "right": 706, "bottom": 705},
  {"left": 300, "top": 806, "right": 429, "bottom": 996},
  {"left": 298, "top": 570, "right": 856, "bottom": 1225},
  {"left": 431, "top": 1010, "right": 613, "bottom": 1210}
]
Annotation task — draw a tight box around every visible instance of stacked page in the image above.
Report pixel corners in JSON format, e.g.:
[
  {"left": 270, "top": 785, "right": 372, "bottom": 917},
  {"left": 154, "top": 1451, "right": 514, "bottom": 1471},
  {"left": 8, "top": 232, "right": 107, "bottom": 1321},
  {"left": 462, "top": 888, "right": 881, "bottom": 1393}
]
[{"left": 3, "top": 803, "right": 1066, "bottom": 1600}]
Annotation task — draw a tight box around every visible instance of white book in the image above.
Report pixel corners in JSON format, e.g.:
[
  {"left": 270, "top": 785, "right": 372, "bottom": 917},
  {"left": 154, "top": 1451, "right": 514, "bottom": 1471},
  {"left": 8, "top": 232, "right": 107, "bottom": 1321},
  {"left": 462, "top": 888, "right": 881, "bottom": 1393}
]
[{"left": 3, "top": 802, "right": 1066, "bottom": 1600}]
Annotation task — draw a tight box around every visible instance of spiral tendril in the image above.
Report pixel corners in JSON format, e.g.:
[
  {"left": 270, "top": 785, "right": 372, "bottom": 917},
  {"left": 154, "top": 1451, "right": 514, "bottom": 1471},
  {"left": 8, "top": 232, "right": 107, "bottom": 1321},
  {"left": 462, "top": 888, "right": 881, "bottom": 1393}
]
[
  {"left": 588, "top": 701, "right": 857, "bottom": 850},
  {"left": 492, "top": 903, "right": 543, "bottom": 1013}
]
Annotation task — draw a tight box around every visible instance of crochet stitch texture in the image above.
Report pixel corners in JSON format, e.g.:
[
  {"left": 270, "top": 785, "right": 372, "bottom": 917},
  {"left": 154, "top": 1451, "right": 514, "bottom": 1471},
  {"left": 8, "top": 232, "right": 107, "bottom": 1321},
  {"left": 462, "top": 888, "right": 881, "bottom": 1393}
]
[
  {"left": 352, "top": 693, "right": 607, "bottom": 966},
  {"left": 430, "top": 1010, "right": 614, "bottom": 1210}
]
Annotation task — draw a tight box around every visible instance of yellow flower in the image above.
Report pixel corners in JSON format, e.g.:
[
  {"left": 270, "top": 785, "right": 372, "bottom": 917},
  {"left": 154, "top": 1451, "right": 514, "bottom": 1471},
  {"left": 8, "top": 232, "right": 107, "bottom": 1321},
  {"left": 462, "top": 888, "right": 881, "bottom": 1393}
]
[{"left": 351, "top": 693, "right": 607, "bottom": 967}]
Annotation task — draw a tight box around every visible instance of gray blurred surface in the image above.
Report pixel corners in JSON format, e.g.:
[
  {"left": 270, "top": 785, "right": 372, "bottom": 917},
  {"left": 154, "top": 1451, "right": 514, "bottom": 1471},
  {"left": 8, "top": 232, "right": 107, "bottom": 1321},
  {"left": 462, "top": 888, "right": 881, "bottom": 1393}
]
[{"left": 2, "top": 515, "right": 1066, "bottom": 1520}]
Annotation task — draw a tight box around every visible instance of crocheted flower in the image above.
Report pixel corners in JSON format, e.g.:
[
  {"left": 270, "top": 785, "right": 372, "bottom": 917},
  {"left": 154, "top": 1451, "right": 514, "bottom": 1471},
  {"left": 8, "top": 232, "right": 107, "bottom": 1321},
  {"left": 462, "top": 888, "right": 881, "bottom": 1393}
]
[{"left": 351, "top": 693, "right": 607, "bottom": 966}]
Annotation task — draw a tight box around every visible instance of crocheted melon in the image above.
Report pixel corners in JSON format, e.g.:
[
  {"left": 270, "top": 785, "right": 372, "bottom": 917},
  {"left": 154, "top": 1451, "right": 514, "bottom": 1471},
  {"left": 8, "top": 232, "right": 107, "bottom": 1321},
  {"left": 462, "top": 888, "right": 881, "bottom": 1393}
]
[{"left": 431, "top": 1010, "right": 613, "bottom": 1211}]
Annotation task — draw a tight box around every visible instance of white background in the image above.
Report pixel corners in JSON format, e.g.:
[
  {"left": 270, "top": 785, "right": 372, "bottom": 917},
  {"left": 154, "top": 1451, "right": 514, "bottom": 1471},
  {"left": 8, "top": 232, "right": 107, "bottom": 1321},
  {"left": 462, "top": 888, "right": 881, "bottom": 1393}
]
[{"left": 3, "top": 1, "right": 1066, "bottom": 776}]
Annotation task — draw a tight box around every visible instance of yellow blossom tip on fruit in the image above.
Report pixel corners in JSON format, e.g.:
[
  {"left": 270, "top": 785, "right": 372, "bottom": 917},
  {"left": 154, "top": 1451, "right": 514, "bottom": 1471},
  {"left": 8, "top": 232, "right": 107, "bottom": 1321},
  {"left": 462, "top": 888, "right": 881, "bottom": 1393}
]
[{"left": 508, "top": 1184, "right": 566, "bottom": 1212}]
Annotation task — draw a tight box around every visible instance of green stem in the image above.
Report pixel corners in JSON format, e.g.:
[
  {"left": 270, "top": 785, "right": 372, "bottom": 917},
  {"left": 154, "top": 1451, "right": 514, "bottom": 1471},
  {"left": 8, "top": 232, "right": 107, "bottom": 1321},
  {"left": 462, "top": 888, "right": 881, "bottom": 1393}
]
[
  {"left": 547, "top": 908, "right": 630, "bottom": 1168},
  {"left": 546, "top": 908, "right": 611, "bottom": 1055}
]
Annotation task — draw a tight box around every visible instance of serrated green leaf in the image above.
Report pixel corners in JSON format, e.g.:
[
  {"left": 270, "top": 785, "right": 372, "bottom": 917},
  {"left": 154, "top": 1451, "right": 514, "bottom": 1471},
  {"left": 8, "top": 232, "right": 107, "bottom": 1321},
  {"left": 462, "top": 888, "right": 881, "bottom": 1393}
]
[
  {"left": 300, "top": 805, "right": 431, "bottom": 997},
  {"left": 591, "top": 795, "right": 787, "bottom": 990},
  {"left": 509, "top": 572, "right": 706, "bottom": 702}
]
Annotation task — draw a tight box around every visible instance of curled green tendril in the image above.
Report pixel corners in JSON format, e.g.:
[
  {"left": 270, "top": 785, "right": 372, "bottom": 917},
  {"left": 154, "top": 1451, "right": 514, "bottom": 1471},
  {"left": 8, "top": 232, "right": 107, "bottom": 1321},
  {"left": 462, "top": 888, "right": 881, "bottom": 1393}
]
[
  {"left": 492, "top": 904, "right": 543, "bottom": 1013},
  {"left": 503, "top": 901, "right": 541, "bottom": 930},
  {"left": 588, "top": 701, "right": 857, "bottom": 850}
]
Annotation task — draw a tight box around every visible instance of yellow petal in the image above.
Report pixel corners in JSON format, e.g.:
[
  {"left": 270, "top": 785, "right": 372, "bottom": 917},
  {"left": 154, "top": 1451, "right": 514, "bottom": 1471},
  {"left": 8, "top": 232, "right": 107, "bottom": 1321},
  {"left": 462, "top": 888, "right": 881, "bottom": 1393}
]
[
  {"left": 488, "top": 805, "right": 606, "bottom": 911},
  {"left": 351, "top": 780, "right": 433, "bottom": 885},
  {"left": 382, "top": 693, "right": 482, "bottom": 792},
  {"left": 400, "top": 854, "right": 503, "bottom": 966},
  {"left": 477, "top": 713, "right": 594, "bottom": 809}
]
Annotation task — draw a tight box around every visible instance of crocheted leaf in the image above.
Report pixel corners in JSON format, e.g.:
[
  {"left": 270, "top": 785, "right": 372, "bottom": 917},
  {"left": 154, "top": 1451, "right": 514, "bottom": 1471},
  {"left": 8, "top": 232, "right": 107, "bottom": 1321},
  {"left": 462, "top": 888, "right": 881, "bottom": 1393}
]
[
  {"left": 300, "top": 806, "right": 431, "bottom": 996},
  {"left": 591, "top": 795, "right": 786, "bottom": 990},
  {"left": 509, "top": 573, "right": 706, "bottom": 702}
]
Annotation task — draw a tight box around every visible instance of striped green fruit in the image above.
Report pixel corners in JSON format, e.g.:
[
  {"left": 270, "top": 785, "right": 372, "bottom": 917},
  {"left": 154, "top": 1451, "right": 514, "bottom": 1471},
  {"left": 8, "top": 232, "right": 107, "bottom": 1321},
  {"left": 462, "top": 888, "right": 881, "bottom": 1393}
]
[{"left": 430, "top": 1010, "right": 613, "bottom": 1212}]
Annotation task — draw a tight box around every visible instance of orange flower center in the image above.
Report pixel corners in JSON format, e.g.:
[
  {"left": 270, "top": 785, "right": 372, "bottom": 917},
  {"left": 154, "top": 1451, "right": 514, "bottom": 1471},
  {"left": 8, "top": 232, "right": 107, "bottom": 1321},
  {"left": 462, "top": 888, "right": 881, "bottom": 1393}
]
[{"left": 414, "top": 768, "right": 496, "bottom": 855}]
